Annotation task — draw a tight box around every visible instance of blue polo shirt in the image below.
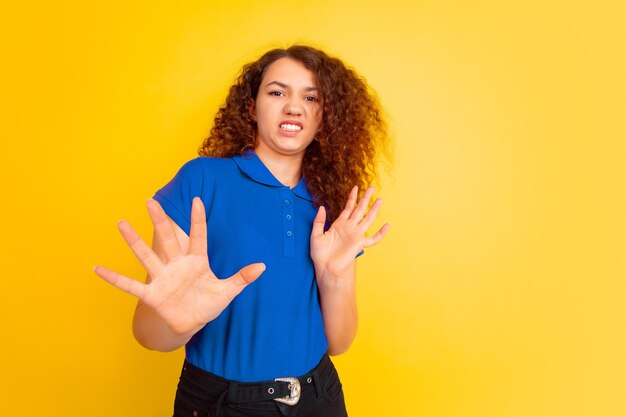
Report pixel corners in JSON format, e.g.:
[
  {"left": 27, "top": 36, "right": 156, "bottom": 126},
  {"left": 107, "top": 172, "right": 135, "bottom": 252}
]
[{"left": 153, "top": 150, "right": 328, "bottom": 382}]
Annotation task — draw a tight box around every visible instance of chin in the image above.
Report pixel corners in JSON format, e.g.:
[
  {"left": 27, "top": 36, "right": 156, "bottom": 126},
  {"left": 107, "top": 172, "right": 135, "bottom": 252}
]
[{"left": 274, "top": 142, "right": 311, "bottom": 154}]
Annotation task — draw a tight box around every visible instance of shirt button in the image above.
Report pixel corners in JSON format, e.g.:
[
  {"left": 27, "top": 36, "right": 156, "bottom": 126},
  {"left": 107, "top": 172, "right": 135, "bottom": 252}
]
[
  {"left": 286, "top": 214, "right": 292, "bottom": 220},
  {"left": 286, "top": 231, "right": 293, "bottom": 237},
  {"left": 283, "top": 199, "right": 291, "bottom": 205}
]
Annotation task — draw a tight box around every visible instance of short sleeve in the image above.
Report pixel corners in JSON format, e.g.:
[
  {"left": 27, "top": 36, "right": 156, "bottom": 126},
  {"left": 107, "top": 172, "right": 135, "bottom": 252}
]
[{"left": 152, "top": 158, "right": 207, "bottom": 235}]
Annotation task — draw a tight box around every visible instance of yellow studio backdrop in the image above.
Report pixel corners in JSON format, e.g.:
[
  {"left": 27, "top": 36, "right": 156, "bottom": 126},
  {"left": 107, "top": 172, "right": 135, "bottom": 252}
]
[{"left": 1, "top": 0, "right": 624, "bottom": 416}]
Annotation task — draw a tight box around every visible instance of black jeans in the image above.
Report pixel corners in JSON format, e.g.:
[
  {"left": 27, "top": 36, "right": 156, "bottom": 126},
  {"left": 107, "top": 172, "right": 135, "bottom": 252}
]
[{"left": 173, "top": 354, "right": 348, "bottom": 417}]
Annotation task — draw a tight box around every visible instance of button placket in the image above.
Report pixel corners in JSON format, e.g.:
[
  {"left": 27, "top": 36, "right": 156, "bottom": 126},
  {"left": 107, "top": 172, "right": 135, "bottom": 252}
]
[{"left": 279, "top": 187, "right": 295, "bottom": 258}]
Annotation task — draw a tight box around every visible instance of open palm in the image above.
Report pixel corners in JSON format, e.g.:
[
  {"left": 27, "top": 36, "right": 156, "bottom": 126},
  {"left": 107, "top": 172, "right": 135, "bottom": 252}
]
[
  {"left": 94, "top": 197, "right": 265, "bottom": 336},
  {"left": 310, "top": 186, "right": 390, "bottom": 279}
]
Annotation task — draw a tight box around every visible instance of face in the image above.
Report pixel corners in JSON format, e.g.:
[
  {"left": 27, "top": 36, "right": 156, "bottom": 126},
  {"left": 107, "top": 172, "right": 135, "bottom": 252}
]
[{"left": 250, "top": 57, "right": 322, "bottom": 160}]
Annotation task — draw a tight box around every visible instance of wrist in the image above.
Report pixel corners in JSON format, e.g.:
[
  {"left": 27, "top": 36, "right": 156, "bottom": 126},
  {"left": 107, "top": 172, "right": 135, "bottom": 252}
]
[
  {"left": 315, "top": 262, "right": 356, "bottom": 291},
  {"left": 132, "top": 302, "right": 199, "bottom": 351}
]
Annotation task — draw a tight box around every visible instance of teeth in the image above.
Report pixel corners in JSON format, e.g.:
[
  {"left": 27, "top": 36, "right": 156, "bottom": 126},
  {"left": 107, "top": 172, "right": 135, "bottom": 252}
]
[{"left": 280, "top": 123, "right": 302, "bottom": 131}]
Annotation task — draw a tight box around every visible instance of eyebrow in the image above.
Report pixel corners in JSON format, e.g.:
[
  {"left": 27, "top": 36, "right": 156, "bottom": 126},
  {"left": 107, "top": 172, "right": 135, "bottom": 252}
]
[{"left": 265, "top": 81, "right": 318, "bottom": 92}]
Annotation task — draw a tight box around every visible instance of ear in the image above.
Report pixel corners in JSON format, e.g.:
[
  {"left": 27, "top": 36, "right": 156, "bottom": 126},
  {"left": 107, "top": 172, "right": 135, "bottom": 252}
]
[{"left": 248, "top": 98, "right": 256, "bottom": 121}]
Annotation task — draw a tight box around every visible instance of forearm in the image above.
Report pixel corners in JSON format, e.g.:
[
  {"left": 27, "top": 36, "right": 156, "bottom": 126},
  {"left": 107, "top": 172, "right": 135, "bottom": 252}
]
[
  {"left": 316, "top": 261, "right": 358, "bottom": 356},
  {"left": 132, "top": 301, "right": 197, "bottom": 352},
  {"left": 131, "top": 225, "right": 199, "bottom": 352}
]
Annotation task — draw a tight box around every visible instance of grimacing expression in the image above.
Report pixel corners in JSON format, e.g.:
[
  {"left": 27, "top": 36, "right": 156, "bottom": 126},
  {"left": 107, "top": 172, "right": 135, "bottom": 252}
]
[{"left": 250, "top": 57, "right": 322, "bottom": 159}]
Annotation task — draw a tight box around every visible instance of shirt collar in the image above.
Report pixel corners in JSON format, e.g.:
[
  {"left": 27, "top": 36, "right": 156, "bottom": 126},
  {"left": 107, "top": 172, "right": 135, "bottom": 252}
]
[{"left": 232, "top": 150, "right": 314, "bottom": 202}]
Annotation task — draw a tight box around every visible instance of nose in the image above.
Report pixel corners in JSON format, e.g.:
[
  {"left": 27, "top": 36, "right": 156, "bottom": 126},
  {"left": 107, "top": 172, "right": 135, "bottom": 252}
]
[{"left": 283, "top": 96, "right": 303, "bottom": 116}]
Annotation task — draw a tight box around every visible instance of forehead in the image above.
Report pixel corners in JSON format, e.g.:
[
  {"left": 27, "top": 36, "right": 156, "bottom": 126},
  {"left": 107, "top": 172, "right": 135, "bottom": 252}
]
[{"left": 262, "top": 57, "right": 318, "bottom": 88}]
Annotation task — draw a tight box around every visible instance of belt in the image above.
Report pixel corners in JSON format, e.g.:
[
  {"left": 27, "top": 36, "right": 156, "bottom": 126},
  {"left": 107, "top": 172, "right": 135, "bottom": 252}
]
[
  {"left": 227, "top": 375, "right": 308, "bottom": 405},
  {"left": 211, "top": 355, "right": 329, "bottom": 417}
]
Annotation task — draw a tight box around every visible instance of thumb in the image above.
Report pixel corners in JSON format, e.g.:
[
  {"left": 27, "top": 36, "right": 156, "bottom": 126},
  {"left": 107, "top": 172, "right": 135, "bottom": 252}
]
[
  {"left": 311, "top": 206, "right": 326, "bottom": 239},
  {"left": 223, "top": 262, "right": 266, "bottom": 299}
]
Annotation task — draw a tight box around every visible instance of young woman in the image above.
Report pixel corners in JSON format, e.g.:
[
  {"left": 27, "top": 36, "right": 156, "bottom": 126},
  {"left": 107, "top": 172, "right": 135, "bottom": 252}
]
[{"left": 94, "top": 45, "right": 390, "bottom": 417}]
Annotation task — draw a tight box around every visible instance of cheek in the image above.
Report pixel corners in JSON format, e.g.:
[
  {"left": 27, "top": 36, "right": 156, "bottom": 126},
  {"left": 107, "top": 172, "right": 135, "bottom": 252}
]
[{"left": 257, "top": 99, "right": 279, "bottom": 117}]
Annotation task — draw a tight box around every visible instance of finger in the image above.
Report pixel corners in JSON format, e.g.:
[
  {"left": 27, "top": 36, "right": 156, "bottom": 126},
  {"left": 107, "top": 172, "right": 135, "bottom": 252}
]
[
  {"left": 349, "top": 186, "right": 376, "bottom": 222},
  {"left": 93, "top": 265, "right": 147, "bottom": 300},
  {"left": 339, "top": 186, "right": 358, "bottom": 220},
  {"left": 224, "top": 263, "right": 266, "bottom": 301},
  {"left": 311, "top": 206, "right": 326, "bottom": 238},
  {"left": 358, "top": 197, "right": 384, "bottom": 231},
  {"left": 117, "top": 219, "right": 164, "bottom": 278},
  {"left": 147, "top": 199, "right": 184, "bottom": 261},
  {"left": 363, "top": 223, "right": 391, "bottom": 248},
  {"left": 188, "top": 197, "right": 208, "bottom": 257}
]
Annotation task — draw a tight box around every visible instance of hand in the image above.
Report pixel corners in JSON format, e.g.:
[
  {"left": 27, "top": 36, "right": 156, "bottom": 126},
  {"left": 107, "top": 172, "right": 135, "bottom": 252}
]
[
  {"left": 94, "top": 197, "right": 265, "bottom": 336},
  {"left": 310, "top": 186, "right": 390, "bottom": 282}
]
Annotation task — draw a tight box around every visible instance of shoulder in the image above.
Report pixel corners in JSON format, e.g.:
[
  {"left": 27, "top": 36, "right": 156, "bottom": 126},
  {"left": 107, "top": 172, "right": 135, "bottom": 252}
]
[
  {"left": 153, "top": 156, "right": 239, "bottom": 231},
  {"left": 155, "top": 156, "right": 238, "bottom": 200},
  {"left": 171, "top": 156, "right": 239, "bottom": 184},
  {"left": 178, "top": 156, "right": 235, "bottom": 174}
]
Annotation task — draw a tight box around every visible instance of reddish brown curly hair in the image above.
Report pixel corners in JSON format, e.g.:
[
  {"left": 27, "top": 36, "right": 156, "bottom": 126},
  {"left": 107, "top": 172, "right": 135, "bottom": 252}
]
[{"left": 199, "top": 45, "right": 390, "bottom": 223}]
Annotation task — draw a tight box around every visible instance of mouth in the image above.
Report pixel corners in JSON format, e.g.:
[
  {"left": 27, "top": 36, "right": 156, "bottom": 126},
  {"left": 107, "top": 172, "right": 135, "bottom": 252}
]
[{"left": 279, "top": 121, "right": 303, "bottom": 133}]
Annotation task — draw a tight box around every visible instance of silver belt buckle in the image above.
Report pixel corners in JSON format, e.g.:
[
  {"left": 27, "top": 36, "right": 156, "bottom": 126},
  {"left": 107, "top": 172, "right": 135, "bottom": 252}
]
[{"left": 273, "top": 377, "right": 301, "bottom": 405}]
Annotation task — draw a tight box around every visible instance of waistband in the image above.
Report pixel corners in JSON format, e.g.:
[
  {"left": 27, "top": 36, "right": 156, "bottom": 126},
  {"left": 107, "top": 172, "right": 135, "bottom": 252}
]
[{"left": 179, "top": 353, "right": 334, "bottom": 416}]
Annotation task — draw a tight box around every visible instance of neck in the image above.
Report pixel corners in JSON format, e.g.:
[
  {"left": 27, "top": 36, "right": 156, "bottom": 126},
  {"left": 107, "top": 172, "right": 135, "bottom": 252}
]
[{"left": 254, "top": 146, "right": 304, "bottom": 189}]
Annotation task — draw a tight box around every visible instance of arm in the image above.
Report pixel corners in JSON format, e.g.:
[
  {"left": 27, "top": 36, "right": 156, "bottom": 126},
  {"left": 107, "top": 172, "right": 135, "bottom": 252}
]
[
  {"left": 310, "top": 186, "right": 390, "bottom": 356},
  {"left": 316, "top": 260, "right": 357, "bottom": 356},
  {"left": 131, "top": 218, "right": 193, "bottom": 351}
]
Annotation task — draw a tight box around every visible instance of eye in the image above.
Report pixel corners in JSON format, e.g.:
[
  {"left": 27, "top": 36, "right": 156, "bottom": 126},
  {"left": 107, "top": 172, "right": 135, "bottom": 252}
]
[
  {"left": 305, "top": 96, "right": 319, "bottom": 102},
  {"left": 269, "top": 91, "right": 284, "bottom": 97}
]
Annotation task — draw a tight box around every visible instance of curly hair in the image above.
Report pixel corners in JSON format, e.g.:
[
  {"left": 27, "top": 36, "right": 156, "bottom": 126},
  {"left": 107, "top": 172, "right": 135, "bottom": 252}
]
[{"left": 199, "top": 45, "right": 390, "bottom": 223}]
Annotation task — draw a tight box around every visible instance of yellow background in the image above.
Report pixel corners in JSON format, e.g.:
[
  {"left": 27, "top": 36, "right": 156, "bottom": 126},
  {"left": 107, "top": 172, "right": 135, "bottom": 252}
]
[{"left": 1, "top": 0, "right": 624, "bottom": 416}]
